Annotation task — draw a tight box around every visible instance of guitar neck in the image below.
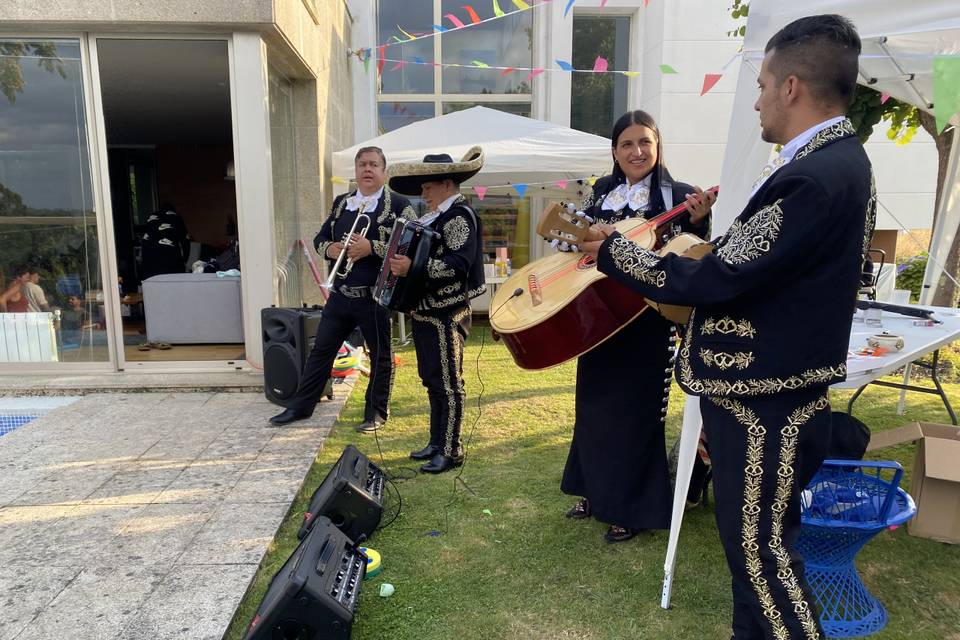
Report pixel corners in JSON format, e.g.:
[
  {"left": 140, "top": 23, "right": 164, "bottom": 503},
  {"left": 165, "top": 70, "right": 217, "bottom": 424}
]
[{"left": 648, "top": 185, "right": 718, "bottom": 231}]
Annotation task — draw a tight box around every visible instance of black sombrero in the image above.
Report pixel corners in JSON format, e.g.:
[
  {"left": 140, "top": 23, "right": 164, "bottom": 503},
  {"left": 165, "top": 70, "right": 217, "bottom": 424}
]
[{"left": 387, "top": 146, "right": 484, "bottom": 196}]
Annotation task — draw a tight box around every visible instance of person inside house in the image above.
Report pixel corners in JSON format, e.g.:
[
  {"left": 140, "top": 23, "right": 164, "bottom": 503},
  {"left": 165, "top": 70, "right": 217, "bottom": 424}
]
[
  {"left": 581, "top": 15, "right": 873, "bottom": 638},
  {"left": 559, "top": 110, "right": 714, "bottom": 543},
  {"left": 60, "top": 293, "right": 89, "bottom": 346},
  {"left": 269, "top": 146, "right": 416, "bottom": 431},
  {"left": 0, "top": 265, "right": 32, "bottom": 313},
  {"left": 140, "top": 201, "right": 190, "bottom": 281},
  {"left": 386, "top": 147, "right": 487, "bottom": 474},
  {"left": 23, "top": 266, "right": 51, "bottom": 312}
]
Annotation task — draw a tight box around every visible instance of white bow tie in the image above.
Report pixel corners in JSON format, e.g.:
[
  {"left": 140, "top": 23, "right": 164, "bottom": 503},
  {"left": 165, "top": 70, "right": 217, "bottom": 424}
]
[
  {"left": 345, "top": 193, "right": 379, "bottom": 212},
  {"left": 602, "top": 182, "right": 650, "bottom": 213}
]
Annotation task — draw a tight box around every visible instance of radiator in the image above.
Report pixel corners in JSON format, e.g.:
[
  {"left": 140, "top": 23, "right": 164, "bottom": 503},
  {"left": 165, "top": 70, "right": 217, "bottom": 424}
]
[{"left": 0, "top": 313, "right": 59, "bottom": 363}]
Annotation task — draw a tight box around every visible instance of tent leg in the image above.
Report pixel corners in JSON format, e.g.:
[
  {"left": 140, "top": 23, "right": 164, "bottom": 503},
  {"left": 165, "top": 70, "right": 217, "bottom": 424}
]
[{"left": 662, "top": 394, "right": 702, "bottom": 610}]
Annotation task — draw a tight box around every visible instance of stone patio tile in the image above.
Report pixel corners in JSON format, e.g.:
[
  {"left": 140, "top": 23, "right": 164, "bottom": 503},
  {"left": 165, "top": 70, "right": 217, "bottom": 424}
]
[
  {"left": 0, "top": 565, "right": 83, "bottom": 640},
  {"left": 12, "top": 565, "right": 166, "bottom": 640},
  {"left": 91, "top": 502, "right": 219, "bottom": 570},
  {"left": 223, "top": 453, "right": 314, "bottom": 504},
  {"left": 196, "top": 427, "right": 274, "bottom": 461},
  {"left": 9, "top": 464, "right": 123, "bottom": 506},
  {"left": 0, "top": 505, "right": 76, "bottom": 566},
  {"left": 151, "top": 458, "right": 253, "bottom": 504},
  {"left": 82, "top": 461, "right": 188, "bottom": 505},
  {"left": 179, "top": 501, "right": 291, "bottom": 566},
  {"left": 11, "top": 504, "right": 144, "bottom": 567},
  {"left": 258, "top": 425, "right": 327, "bottom": 456},
  {"left": 121, "top": 564, "right": 258, "bottom": 640}
]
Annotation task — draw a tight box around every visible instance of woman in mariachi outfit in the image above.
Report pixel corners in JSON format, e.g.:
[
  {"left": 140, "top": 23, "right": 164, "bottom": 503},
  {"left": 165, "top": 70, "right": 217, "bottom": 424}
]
[{"left": 560, "top": 110, "right": 715, "bottom": 542}]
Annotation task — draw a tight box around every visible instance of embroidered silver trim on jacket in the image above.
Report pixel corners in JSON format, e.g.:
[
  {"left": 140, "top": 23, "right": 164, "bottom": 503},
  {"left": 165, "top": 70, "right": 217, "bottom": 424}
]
[
  {"left": 609, "top": 234, "right": 666, "bottom": 288},
  {"left": 716, "top": 200, "right": 784, "bottom": 265},
  {"left": 443, "top": 215, "right": 471, "bottom": 251},
  {"left": 700, "top": 316, "right": 757, "bottom": 339}
]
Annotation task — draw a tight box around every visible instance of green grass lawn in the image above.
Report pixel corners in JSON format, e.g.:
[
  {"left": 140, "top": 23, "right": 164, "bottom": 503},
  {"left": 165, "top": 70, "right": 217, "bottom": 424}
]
[{"left": 227, "top": 326, "right": 960, "bottom": 640}]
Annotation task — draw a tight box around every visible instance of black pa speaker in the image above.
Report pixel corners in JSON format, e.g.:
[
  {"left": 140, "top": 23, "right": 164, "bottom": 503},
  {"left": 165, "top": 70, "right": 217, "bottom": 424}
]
[
  {"left": 298, "top": 445, "right": 385, "bottom": 542},
  {"left": 262, "top": 306, "right": 333, "bottom": 407},
  {"left": 244, "top": 516, "right": 366, "bottom": 640}
]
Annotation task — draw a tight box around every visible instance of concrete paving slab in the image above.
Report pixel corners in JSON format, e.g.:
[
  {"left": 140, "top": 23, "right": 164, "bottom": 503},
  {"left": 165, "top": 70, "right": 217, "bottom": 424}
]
[
  {"left": 0, "top": 383, "right": 352, "bottom": 639},
  {"left": 0, "top": 566, "right": 83, "bottom": 640}
]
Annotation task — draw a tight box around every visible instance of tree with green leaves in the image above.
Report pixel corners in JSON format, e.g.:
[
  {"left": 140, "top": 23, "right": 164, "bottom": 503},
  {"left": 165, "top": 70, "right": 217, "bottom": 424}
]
[{"left": 728, "top": 1, "right": 958, "bottom": 306}]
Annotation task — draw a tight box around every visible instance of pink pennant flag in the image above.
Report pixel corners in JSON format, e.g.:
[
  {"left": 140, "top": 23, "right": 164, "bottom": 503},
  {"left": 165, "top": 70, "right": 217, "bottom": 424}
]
[
  {"left": 555, "top": 180, "right": 568, "bottom": 190},
  {"left": 600, "top": 0, "right": 609, "bottom": 7},
  {"left": 445, "top": 13, "right": 466, "bottom": 28},
  {"left": 881, "top": 92, "right": 891, "bottom": 104},
  {"left": 390, "top": 61, "right": 407, "bottom": 71},
  {"left": 593, "top": 56, "right": 608, "bottom": 73},
  {"left": 500, "top": 67, "right": 516, "bottom": 76},
  {"left": 700, "top": 73, "right": 722, "bottom": 96},
  {"left": 644, "top": 0, "right": 650, "bottom": 5},
  {"left": 474, "top": 186, "right": 488, "bottom": 200},
  {"left": 526, "top": 67, "right": 546, "bottom": 81}
]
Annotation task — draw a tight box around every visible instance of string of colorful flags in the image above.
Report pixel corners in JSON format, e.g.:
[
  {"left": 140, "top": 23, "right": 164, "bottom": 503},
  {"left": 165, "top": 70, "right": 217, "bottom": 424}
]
[{"left": 333, "top": 174, "right": 603, "bottom": 200}]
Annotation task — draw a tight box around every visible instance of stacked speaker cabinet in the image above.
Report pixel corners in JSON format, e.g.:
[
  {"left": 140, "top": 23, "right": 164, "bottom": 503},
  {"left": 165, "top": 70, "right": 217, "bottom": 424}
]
[
  {"left": 299, "top": 444, "right": 385, "bottom": 542},
  {"left": 243, "top": 516, "right": 366, "bottom": 640},
  {"left": 261, "top": 306, "right": 334, "bottom": 407}
]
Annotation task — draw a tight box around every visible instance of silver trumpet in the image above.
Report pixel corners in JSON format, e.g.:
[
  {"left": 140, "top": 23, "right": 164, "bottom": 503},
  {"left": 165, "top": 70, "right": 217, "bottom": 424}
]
[{"left": 323, "top": 210, "right": 372, "bottom": 289}]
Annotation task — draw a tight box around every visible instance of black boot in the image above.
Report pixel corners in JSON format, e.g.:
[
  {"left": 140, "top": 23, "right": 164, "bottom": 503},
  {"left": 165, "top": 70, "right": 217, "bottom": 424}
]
[
  {"left": 269, "top": 408, "right": 312, "bottom": 426},
  {"left": 420, "top": 451, "right": 464, "bottom": 474},
  {"left": 410, "top": 444, "right": 439, "bottom": 460}
]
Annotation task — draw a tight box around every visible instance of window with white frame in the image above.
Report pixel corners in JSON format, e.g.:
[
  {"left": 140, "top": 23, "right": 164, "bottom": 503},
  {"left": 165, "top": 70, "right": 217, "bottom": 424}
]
[{"left": 375, "top": 0, "right": 534, "bottom": 134}]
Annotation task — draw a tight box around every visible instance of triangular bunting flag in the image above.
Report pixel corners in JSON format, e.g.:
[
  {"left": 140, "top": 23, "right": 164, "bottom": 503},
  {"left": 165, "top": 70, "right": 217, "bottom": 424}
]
[
  {"left": 587, "top": 176, "right": 598, "bottom": 186},
  {"left": 600, "top": 0, "right": 609, "bottom": 7},
  {"left": 659, "top": 64, "right": 678, "bottom": 74},
  {"left": 593, "top": 56, "right": 608, "bottom": 73},
  {"left": 445, "top": 13, "right": 466, "bottom": 28},
  {"left": 934, "top": 56, "right": 960, "bottom": 132},
  {"left": 880, "top": 92, "right": 891, "bottom": 104},
  {"left": 493, "top": 0, "right": 506, "bottom": 17},
  {"left": 526, "top": 68, "right": 545, "bottom": 81},
  {"left": 397, "top": 25, "right": 417, "bottom": 41},
  {"left": 500, "top": 67, "right": 515, "bottom": 76},
  {"left": 556, "top": 60, "right": 574, "bottom": 72},
  {"left": 377, "top": 45, "right": 386, "bottom": 75},
  {"left": 563, "top": 0, "right": 576, "bottom": 18},
  {"left": 700, "top": 73, "right": 722, "bottom": 96},
  {"left": 622, "top": 71, "right": 640, "bottom": 78},
  {"left": 514, "top": 184, "right": 528, "bottom": 198},
  {"left": 432, "top": 24, "right": 449, "bottom": 32},
  {"left": 555, "top": 180, "right": 568, "bottom": 190},
  {"left": 474, "top": 186, "right": 488, "bottom": 200},
  {"left": 472, "top": 60, "right": 490, "bottom": 68},
  {"left": 390, "top": 61, "right": 406, "bottom": 71},
  {"left": 463, "top": 5, "right": 482, "bottom": 24},
  {"left": 512, "top": 0, "right": 530, "bottom": 8}
]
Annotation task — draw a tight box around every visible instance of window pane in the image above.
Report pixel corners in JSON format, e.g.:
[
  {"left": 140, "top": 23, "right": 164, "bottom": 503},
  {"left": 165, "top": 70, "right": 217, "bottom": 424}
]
[
  {"left": 0, "top": 39, "right": 109, "bottom": 362},
  {"left": 440, "top": 1, "right": 532, "bottom": 94},
  {"left": 377, "top": 1, "right": 435, "bottom": 94},
  {"left": 571, "top": 16, "right": 630, "bottom": 137},
  {"left": 443, "top": 102, "right": 530, "bottom": 117},
  {"left": 378, "top": 101, "right": 434, "bottom": 133},
  {"left": 269, "top": 67, "right": 302, "bottom": 308}
]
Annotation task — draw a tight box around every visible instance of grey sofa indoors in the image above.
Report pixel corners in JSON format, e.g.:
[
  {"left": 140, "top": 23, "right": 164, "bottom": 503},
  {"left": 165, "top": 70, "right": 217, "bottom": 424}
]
[{"left": 142, "top": 273, "right": 243, "bottom": 344}]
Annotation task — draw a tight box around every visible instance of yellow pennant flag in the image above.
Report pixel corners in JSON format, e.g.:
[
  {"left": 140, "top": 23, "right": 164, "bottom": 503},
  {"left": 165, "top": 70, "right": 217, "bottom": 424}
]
[
  {"left": 512, "top": 0, "right": 531, "bottom": 8},
  {"left": 622, "top": 71, "right": 640, "bottom": 78},
  {"left": 397, "top": 25, "right": 417, "bottom": 41},
  {"left": 492, "top": 0, "right": 505, "bottom": 16},
  {"left": 587, "top": 176, "right": 598, "bottom": 186}
]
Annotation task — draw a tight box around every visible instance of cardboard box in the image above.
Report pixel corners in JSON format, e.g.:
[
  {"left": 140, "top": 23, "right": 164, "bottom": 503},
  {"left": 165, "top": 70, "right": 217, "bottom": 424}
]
[{"left": 866, "top": 422, "right": 960, "bottom": 544}]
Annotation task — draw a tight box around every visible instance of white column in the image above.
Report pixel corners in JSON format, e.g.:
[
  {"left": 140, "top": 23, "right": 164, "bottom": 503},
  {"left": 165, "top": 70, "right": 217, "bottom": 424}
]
[
  {"left": 230, "top": 32, "right": 277, "bottom": 367},
  {"left": 348, "top": 0, "right": 378, "bottom": 142}
]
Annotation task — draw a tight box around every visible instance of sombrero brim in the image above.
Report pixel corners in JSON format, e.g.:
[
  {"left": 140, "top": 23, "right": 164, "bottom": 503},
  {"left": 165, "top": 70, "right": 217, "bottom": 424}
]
[{"left": 387, "top": 146, "right": 484, "bottom": 196}]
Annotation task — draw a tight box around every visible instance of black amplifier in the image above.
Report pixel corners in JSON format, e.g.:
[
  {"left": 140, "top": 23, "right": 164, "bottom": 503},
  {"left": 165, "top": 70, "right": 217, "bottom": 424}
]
[
  {"left": 244, "top": 516, "right": 367, "bottom": 640},
  {"left": 298, "top": 444, "right": 385, "bottom": 542}
]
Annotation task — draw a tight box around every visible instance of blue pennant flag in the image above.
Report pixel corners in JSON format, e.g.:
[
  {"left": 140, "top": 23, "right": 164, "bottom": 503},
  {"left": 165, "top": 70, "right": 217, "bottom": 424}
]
[
  {"left": 556, "top": 60, "right": 574, "bottom": 72},
  {"left": 514, "top": 183, "right": 528, "bottom": 198}
]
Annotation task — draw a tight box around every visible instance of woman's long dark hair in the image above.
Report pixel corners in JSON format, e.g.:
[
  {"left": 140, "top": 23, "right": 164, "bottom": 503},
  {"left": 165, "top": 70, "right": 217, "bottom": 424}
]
[{"left": 609, "top": 110, "right": 673, "bottom": 190}]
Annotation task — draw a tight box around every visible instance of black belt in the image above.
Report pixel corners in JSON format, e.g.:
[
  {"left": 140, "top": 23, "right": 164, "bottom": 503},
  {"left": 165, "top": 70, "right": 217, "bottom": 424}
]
[{"left": 337, "top": 285, "right": 373, "bottom": 299}]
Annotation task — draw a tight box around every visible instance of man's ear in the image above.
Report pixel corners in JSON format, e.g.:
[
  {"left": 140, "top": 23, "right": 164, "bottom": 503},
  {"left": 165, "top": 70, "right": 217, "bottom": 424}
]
[{"left": 782, "top": 75, "right": 801, "bottom": 105}]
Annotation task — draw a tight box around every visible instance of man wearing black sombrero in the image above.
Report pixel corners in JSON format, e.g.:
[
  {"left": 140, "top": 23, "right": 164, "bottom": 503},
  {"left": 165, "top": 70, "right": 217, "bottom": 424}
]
[{"left": 387, "top": 146, "right": 487, "bottom": 474}]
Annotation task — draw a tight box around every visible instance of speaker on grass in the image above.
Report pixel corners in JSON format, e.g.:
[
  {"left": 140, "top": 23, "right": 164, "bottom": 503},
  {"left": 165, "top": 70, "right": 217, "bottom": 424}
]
[
  {"left": 262, "top": 306, "right": 333, "bottom": 407},
  {"left": 243, "top": 515, "right": 366, "bottom": 640},
  {"left": 298, "top": 445, "right": 385, "bottom": 542}
]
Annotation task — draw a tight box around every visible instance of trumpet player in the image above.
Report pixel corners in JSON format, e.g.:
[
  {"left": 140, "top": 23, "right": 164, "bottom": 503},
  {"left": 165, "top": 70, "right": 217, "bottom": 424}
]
[{"left": 270, "top": 146, "right": 416, "bottom": 429}]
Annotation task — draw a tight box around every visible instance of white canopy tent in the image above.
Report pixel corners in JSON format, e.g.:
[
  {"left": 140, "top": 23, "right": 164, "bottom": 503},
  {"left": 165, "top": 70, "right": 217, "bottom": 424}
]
[
  {"left": 332, "top": 106, "right": 612, "bottom": 198},
  {"left": 663, "top": 0, "right": 960, "bottom": 609}
]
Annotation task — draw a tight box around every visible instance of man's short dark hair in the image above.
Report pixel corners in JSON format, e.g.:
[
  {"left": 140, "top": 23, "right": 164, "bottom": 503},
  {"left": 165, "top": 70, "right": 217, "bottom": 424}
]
[
  {"left": 13, "top": 264, "right": 30, "bottom": 277},
  {"left": 765, "top": 14, "right": 861, "bottom": 108},
  {"left": 355, "top": 146, "right": 386, "bottom": 168}
]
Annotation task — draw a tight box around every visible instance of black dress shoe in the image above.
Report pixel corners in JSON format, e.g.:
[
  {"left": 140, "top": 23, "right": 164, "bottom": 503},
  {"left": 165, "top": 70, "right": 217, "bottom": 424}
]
[
  {"left": 420, "top": 452, "right": 464, "bottom": 474},
  {"left": 269, "top": 408, "right": 312, "bottom": 426},
  {"left": 409, "top": 445, "right": 439, "bottom": 460}
]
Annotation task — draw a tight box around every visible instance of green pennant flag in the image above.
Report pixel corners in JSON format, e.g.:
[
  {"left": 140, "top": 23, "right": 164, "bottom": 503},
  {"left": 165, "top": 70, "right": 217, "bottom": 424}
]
[
  {"left": 363, "top": 50, "right": 371, "bottom": 74},
  {"left": 659, "top": 64, "right": 678, "bottom": 74},
  {"left": 933, "top": 56, "right": 960, "bottom": 133}
]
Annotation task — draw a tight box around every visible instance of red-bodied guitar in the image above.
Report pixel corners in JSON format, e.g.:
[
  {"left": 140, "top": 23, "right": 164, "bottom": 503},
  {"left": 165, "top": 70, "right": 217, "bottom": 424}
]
[{"left": 489, "top": 187, "right": 718, "bottom": 370}]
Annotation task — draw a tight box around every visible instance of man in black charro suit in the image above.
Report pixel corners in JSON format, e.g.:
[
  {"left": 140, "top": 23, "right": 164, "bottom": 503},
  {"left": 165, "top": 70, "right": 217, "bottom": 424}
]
[
  {"left": 582, "top": 15, "right": 875, "bottom": 640},
  {"left": 386, "top": 147, "right": 487, "bottom": 474},
  {"left": 270, "top": 146, "right": 415, "bottom": 430}
]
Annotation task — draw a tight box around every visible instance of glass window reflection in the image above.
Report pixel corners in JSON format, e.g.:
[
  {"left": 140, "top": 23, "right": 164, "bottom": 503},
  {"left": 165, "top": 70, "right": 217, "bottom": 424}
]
[
  {"left": 0, "top": 39, "right": 108, "bottom": 362},
  {"left": 440, "top": 0, "right": 532, "bottom": 94},
  {"left": 378, "top": 101, "right": 435, "bottom": 133},
  {"left": 377, "top": 2, "right": 435, "bottom": 94},
  {"left": 571, "top": 16, "right": 630, "bottom": 137}
]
